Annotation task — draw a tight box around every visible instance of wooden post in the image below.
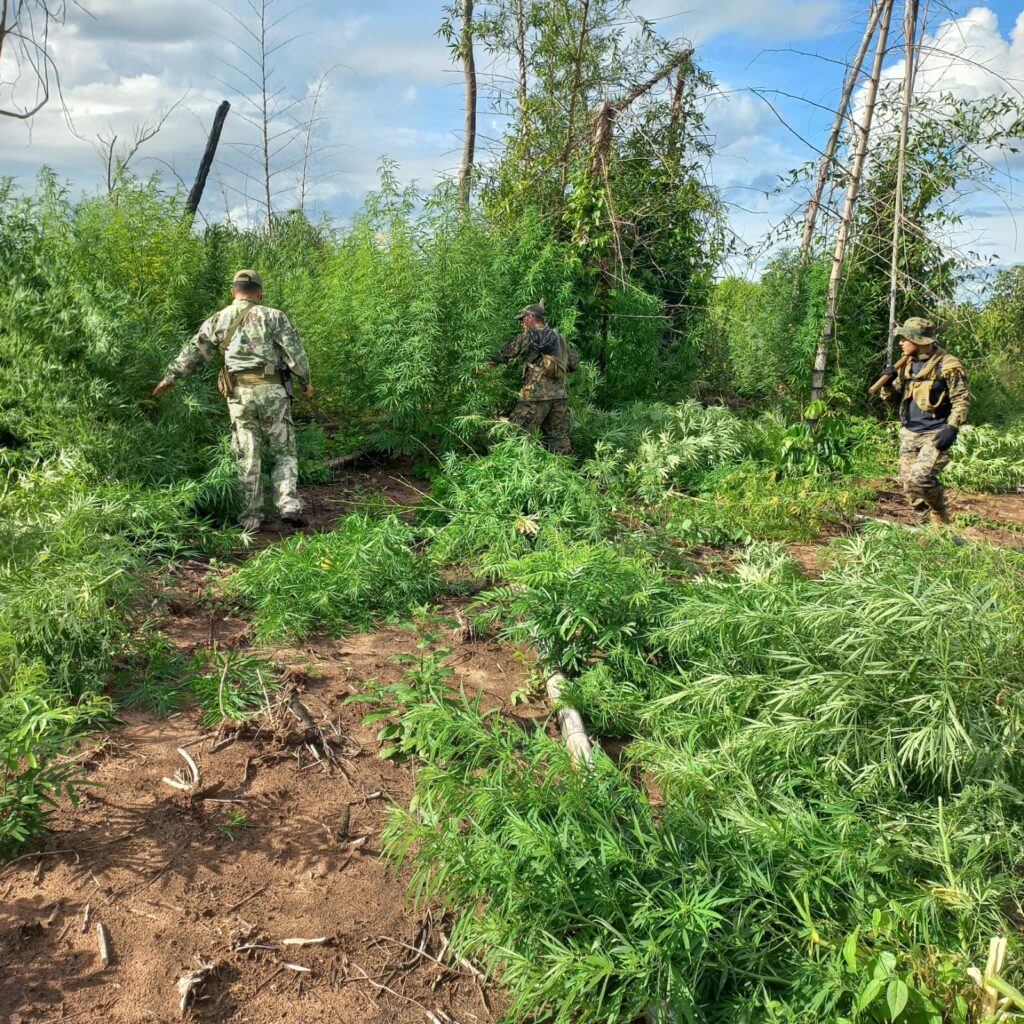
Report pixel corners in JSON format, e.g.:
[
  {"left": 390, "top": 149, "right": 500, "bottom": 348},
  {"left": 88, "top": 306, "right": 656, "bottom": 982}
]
[
  {"left": 457, "top": 0, "right": 477, "bottom": 206},
  {"left": 809, "top": 0, "right": 895, "bottom": 407},
  {"left": 799, "top": 2, "right": 885, "bottom": 265},
  {"left": 185, "top": 100, "right": 230, "bottom": 220},
  {"left": 885, "top": 0, "right": 921, "bottom": 365}
]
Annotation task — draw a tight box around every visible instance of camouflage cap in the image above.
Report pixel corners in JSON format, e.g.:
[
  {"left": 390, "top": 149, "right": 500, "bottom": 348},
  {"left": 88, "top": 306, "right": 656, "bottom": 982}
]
[
  {"left": 232, "top": 268, "right": 263, "bottom": 289},
  {"left": 894, "top": 316, "right": 936, "bottom": 342},
  {"left": 516, "top": 302, "right": 546, "bottom": 322}
]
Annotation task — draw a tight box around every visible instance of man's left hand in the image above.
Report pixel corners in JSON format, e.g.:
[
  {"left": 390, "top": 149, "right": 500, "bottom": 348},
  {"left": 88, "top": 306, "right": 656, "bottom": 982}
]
[
  {"left": 934, "top": 424, "right": 959, "bottom": 451},
  {"left": 152, "top": 378, "right": 175, "bottom": 399},
  {"left": 300, "top": 383, "right": 314, "bottom": 400}
]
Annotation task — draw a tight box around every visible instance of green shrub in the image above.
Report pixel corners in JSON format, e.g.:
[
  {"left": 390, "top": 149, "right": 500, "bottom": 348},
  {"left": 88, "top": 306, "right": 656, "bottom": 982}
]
[
  {"left": 424, "top": 432, "right": 616, "bottom": 569},
  {"left": 385, "top": 524, "right": 1024, "bottom": 1023},
  {"left": 943, "top": 423, "right": 1024, "bottom": 494},
  {"left": 0, "top": 638, "right": 110, "bottom": 858},
  {"left": 666, "top": 464, "right": 875, "bottom": 544},
  {"left": 226, "top": 513, "right": 436, "bottom": 642},
  {"left": 476, "top": 536, "right": 671, "bottom": 672}
]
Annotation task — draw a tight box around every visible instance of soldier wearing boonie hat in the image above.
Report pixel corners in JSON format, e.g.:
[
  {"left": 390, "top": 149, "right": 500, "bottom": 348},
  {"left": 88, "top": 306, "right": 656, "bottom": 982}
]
[
  {"left": 152, "top": 269, "right": 314, "bottom": 533},
  {"left": 879, "top": 316, "right": 971, "bottom": 527},
  {"left": 480, "top": 301, "right": 580, "bottom": 454}
]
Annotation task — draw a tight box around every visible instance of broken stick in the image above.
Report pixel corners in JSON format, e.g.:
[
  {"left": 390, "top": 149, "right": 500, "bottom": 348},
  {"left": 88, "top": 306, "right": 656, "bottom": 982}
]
[{"left": 97, "top": 922, "right": 112, "bottom": 967}]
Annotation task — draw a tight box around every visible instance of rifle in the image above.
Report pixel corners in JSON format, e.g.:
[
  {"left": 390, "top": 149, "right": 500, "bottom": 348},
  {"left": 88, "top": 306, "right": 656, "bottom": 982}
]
[
  {"left": 280, "top": 362, "right": 294, "bottom": 401},
  {"left": 867, "top": 354, "right": 910, "bottom": 396}
]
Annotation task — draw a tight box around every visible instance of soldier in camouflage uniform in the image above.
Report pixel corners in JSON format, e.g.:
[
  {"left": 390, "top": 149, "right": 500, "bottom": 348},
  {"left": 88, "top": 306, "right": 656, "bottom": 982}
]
[
  {"left": 152, "top": 269, "right": 313, "bottom": 532},
  {"left": 879, "top": 316, "right": 970, "bottom": 526},
  {"left": 485, "top": 303, "right": 580, "bottom": 454}
]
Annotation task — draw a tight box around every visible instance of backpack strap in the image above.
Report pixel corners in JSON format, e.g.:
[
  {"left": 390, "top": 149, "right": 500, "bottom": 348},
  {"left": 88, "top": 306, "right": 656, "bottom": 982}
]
[{"left": 220, "top": 303, "right": 257, "bottom": 358}]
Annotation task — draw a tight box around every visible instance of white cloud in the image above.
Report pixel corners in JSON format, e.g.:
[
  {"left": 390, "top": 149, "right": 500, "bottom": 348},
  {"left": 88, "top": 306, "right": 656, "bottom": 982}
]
[
  {"left": 0, "top": 1, "right": 463, "bottom": 223},
  {"left": 849, "top": 6, "right": 1024, "bottom": 270},
  {"left": 634, "top": 0, "right": 844, "bottom": 45}
]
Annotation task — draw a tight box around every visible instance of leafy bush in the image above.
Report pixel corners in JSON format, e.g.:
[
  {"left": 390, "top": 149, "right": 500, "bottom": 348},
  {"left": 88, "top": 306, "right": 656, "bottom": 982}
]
[
  {"left": 579, "top": 399, "right": 750, "bottom": 500},
  {"left": 424, "top": 432, "right": 616, "bottom": 569},
  {"left": 297, "top": 422, "right": 332, "bottom": 484},
  {"left": 226, "top": 513, "right": 436, "bottom": 642},
  {"left": 476, "top": 537, "right": 671, "bottom": 672},
  {"left": 119, "top": 639, "right": 280, "bottom": 727},
  {"left": 666, "top": 464, "right": 875, "bottom": 543},
  {"left": 943, "top": 423, "right": 1024, "bottom": 494},
  {"left": 385, "top": 523, "right": 1024, "bottom": 1022},
  {"left": 0, "top": 638, "right": 110, "bottom": 859}
]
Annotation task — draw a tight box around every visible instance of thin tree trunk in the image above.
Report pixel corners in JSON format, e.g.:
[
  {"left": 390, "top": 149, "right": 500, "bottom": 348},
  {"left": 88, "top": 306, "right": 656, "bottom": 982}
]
[
  {"left": 457, "top": 0, "right": 477, "bottom": 206},
  {"left": 515, "top": 0, "right": 530, "bottom": 163},
  {"left": 259, "top": 0, "right": 272, "bottom": 232},
  {"left": 886, "top": 0, "right": 921, "bottom": 364},
  {"left": 809, "top": 0, "right": 895, "bottom": 407},
  {"left": 559, "top": 0, "right": 591, "bottom": 192},
  {"left": 185, "top": 100, "right": 230, "bottom": 220},
  {"left": 799, "top": 1, "right": 886, "bottom": 264},
  {"left": 667, "top": 68, "right": 687, "bottom": 160}
]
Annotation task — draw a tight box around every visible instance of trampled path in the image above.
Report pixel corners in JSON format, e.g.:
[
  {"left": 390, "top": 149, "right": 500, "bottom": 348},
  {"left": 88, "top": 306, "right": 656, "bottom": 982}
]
[{"left": 1, "top": 464, "right": 1021, "bottom": 1023}]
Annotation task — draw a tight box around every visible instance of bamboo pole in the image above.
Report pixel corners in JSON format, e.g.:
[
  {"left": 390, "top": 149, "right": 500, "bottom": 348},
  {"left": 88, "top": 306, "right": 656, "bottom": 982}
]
[
  {"left": 809, "top": 0, "right": 895, "bottom": 407},
  {"left": 885, "top": 0, "right": 921, "bottom": 365},
  {"left": 799, "top": 2, "right": 886, "bottom": 265}
]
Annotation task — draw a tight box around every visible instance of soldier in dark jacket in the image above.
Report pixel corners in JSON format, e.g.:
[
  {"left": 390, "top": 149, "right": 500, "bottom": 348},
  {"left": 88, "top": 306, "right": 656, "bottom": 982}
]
[
  {"left": 879, "top": 316, "right": 971, "bottom": 526},
  {"left": 485, "top": 303, "right": 580, "bottom": 454}
]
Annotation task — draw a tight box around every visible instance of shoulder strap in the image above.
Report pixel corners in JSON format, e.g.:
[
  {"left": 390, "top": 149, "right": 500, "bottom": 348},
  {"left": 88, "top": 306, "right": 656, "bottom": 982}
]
[
  {"left": 910, "top": 349, "right": 944, "bottom": 380},
  {"left": 220, "top": 303, "right": 256, "bottom": 355}
]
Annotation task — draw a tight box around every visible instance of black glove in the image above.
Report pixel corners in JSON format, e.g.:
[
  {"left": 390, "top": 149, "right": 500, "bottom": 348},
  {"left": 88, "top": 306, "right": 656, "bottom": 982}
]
[
  {"left": 934, "top": 424, "right": 959, "bottom": 451},
  {"left": 882, "top": 365, "right": 897, "bottom": 378}
]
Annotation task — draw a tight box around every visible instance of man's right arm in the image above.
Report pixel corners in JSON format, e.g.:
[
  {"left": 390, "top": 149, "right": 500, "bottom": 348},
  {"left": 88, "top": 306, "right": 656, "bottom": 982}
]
[
  {"left": 878, "top": 370, "right": 904, "bottom": 406},
  {"left": 487, "top": 333, "right": 530, "bottom": 368},
  {"left": 153, "top": 315, "right": 218, "bottom": 396}
]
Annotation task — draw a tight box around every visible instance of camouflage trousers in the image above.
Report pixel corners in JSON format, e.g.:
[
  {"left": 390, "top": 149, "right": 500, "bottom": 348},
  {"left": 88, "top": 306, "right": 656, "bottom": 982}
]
[
  {"left": 227, "top": 384, "right": 302, "bottom": 529},
  {"left": 508, "top": 399, "right": 572, "bottom": 454},
  {"left": 898, "top": 426, "right": 950, "bottom": 516}
]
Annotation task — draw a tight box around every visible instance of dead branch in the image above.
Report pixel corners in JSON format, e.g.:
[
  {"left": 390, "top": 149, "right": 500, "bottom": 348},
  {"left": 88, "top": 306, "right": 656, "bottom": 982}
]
[
  {"left": 810, "top": 0, "right": 895, "bottom": 406},
  {"left": 177, "top": 961, "right": 217, "bottom": 1017},
  {"left": 162, "top": 746, "right": 201, "bottom": 791}
]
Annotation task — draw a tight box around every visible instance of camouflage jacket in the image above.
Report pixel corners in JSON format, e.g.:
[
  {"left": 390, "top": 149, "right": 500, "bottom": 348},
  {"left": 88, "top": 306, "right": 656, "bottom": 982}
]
[
  {"left": 164, "top": 300, "right": 311, "bottom": 387},
  {"left": 488, "top": 327, "right": 579, "bottom": 401},
  {"left": 880, "top": 346, "right": 970, "bottom": 430}
]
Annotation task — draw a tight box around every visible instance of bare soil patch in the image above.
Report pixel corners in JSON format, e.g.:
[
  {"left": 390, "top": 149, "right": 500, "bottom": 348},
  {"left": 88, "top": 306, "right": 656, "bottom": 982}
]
[{"left": 0, "top": 620, "right": 536, "bottom": 1023}]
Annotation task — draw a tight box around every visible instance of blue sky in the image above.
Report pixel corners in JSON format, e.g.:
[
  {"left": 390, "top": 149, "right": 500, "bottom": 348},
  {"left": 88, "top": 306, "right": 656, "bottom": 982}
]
[{"left": 3, "top": 0, "right": 1022, "bottom": 281}]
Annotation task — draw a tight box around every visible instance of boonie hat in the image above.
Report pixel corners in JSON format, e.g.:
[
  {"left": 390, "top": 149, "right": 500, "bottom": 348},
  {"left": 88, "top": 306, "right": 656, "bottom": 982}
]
[
  {"left": 233, "top": 268, "right": 264, "bottom": 288},
  {"left": 516, "top": 302, "right": 546, "bottom": 322},
  {"left": 894, "top": 317, "right": 936, "bottom": 342}
]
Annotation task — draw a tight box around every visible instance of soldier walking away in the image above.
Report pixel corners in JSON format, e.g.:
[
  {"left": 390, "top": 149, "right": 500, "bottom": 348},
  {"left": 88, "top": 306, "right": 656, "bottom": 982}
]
[
  {"left": 484, "top": 303, "right": 580, "bottom": 454},
  {"left": 878, "top": 317, "right": 970, "bottom": 527},
  {"left": 152, "top": 269, "right": 313, "bottom": 533}
]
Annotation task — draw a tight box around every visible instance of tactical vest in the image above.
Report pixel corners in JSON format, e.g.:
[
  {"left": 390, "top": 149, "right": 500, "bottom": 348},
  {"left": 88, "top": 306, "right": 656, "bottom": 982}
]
[{"left": 900, "top": 347, "right": 962, "bottom": 421}]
